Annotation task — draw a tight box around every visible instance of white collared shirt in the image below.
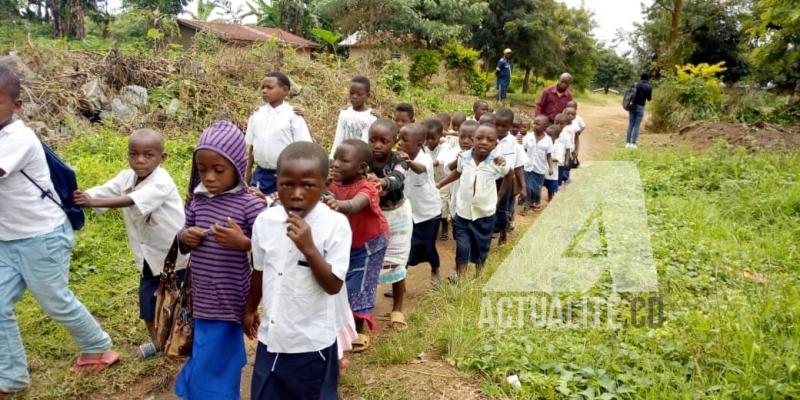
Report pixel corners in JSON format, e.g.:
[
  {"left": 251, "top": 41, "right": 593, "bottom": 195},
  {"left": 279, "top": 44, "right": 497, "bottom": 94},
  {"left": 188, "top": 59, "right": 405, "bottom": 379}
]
[
  {"left": 495, "top": 133, "right": 518, "bottom": 168},
  {"left": 245, "top": 102, "right": 312, "bottom": 169},
  {"left": 403, "top": 150, "right": 442, "bottom": 223},
  {"left": 86, "top": 167, "right": 187, "bottom": 274},
  {"left": 572, "top": 115, "right": 586, "bottom": 131},
  {"left": 560, "top": 124, "right": 577, "bottom": 150},
  {"left": 329, "top": 106, "right": 377, "bottom": 159},
  {"left": 455, "top": 150, "right": 510, "bottom": 220},
  {"left": 251, "top": 204, "right": 352, "bottom": 353},
  {"left": 0, "top": 120, "right": 66, "bottom": 241},
  {"left": 523, "top": 134, "right": 554, "bottom": 174},
  {"left": 514, "top": 143, "right": 528, "bottom": 169}
]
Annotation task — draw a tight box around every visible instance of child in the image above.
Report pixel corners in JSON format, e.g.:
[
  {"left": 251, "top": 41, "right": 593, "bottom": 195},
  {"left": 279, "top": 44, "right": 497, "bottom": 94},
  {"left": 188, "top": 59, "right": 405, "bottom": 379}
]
[
  {"left": 451, "top": 111, "right": 466, "bottom": 133},
  {"left": 509, "top": 137, "right": 528, "bottom": 227},
  {"left": 393, "top": 103, "right": 415, "bottom": 129},
  {"left": 245, "top": 71, "right": 313, "bottom": 195},
  {"left": 439, "top": 120, "right": 478, "bottom": 226},
  {"left": 566, "top": 100, "right": 586, "bottom": 158},
  {"left": 245, "top": 142, "right": 351, "bottom": 400},
  {"left": 437, "top": 112, "right": 453, "bottom": 134},
  {"left": 479, "top": 112, "right": 496, "bottom": 126},
  {"left": 443, "top": 111, "right": 465, "bottom": 149},
  {"left": 423, "top": 118, "right": 452, "bottom": 241},
  {"left": 515, "top": 117, "right": 530, "bottom": 145},
  {"left": 493, "top": 108, "right": 518, "bottom": 245},
  {"left": 73, "top": 128, "right": 187, "bottom": 359},
  {"left": 0, "top": 66, "right": 117, "bottom": 394},
  {"left": 326, "top": 139, "right": 389, "bottom": 351},
  {"left": 522, "top": 116, "right": 554, "bottom": 212},
  {"left": 554, "top": 113, "right": 575, "bottom": 185},
  {"left": 563, "top": 105, "right": 582, "bottom": 167},
  {"left": 368, "top": 119, "right": 413, "bottom": 330},
  {"left": 544, "top": 124, "right": 565, "bottom": 201},
  {"left": 329, "top": 76, "right": 378, "bottom": 159},
  {"left": 175, "top": 120, "right": 266, "bottom": 400},
  {"left": 437, "top": 124, "right": 509, "bottom": 280},
  {"left": 398, "top": 123, "right": 443, "bottom": 284},
  {"left": 470, "top": 100, "right": 489, "bottom": 121}
]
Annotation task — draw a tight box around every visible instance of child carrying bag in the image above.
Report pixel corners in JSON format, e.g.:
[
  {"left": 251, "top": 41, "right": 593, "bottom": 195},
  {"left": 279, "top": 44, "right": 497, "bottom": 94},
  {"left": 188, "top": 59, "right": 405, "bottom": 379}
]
[
  {"left": 21, "top": 140, "right": 85, "bottom": 230},
  {"left": 153, "top": 237, "right": 193, "bottom": 358}
]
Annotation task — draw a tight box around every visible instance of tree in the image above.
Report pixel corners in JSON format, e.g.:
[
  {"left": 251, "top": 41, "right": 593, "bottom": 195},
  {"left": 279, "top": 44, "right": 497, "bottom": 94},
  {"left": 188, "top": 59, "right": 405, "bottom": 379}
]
[
  {"left": 745, "top": 0, "right": 800, "bottom": 98},
  {"left": 48, "top": 0, "right": 88, "bottom": 39},
  {"left": 192, "top": 0, "right": 217, "bottom": 21},
  {"left": 593, "top": 48, "right": 633, "bottom": 93},
  {"left": 124, "top": 0, "right": 188, "bottom": 16},
  {"left": 245, "top": 0, "right": 317, "bottom": 35}
]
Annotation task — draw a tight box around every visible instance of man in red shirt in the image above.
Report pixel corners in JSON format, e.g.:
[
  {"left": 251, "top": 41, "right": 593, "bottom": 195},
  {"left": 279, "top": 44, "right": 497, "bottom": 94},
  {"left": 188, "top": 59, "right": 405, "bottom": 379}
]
[{"left": 535, "top": 73, "right": 573, "bottom": 122}]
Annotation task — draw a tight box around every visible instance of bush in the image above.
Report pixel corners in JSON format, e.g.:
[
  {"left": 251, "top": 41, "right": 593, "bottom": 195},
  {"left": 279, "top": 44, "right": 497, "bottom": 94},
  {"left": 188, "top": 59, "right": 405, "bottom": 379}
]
[
  {"left": 728, "top": 89, "right": 797, "bottom": 125},
  {"left": 441, "top": 42, "right": 488, "bottom": 96},
  {"left": 191, "top": 29, "right": 221, "bottom": 54},
  {"left": 647, "top": 62, "right": 728, "bottom": 132},
  {"left": 408, "top": 49, "right": 441, "bottom": 85},
  {"left": 379, "top": 60, "right": 409, "bottom": 95}
]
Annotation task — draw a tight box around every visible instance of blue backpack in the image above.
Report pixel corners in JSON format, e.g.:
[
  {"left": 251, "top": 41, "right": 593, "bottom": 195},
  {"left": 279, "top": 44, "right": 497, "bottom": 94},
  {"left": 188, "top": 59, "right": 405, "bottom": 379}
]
[{"left": 21, "top": 140, "right": 85, "bottom": 231}]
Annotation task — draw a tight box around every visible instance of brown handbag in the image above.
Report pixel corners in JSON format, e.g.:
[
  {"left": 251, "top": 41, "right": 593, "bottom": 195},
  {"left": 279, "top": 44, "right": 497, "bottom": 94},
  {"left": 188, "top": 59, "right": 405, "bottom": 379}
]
[{"left": 153, "top": 237, "right": 193, "bottom": 358}]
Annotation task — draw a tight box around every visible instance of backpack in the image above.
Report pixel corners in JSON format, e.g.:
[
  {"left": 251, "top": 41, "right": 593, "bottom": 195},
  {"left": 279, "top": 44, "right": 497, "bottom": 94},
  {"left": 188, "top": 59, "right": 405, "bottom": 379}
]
[
  {"left": 21, "top": 140, "right": 85, "bottom": 231},
  {"left": 622, "top": 84, "right": 638, "bottom": 111}
]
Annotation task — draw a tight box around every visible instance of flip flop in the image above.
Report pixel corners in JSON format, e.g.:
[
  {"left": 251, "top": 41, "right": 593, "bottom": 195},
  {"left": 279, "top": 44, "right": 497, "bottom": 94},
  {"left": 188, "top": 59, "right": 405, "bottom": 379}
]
[
  {"left": 349, "top": 334, "right": 370, "bottom": 353},
  {"left": 383, "top": 289, "right": 394, "bottom": 298},
  {"left": 376, "top": 312, "right": 392, "bottom": 321},
  {"left": 389, "top": 311, "right": 407, "bottom": 331},
  {"left": 69, "top": 351, "right": 120, "bottom": 375}
]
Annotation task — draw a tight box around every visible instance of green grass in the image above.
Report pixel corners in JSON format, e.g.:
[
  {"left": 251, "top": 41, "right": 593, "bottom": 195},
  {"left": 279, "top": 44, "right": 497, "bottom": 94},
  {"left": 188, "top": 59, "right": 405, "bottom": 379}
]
[{"left": 347, "top": 143, "right": 800, "bottom": 399}]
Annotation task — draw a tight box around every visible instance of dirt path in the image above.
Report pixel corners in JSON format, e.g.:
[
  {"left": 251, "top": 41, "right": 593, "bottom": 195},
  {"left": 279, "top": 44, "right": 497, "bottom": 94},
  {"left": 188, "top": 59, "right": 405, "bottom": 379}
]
[{"left": 112, "top": 96, "right": 628, "bottom": 400}]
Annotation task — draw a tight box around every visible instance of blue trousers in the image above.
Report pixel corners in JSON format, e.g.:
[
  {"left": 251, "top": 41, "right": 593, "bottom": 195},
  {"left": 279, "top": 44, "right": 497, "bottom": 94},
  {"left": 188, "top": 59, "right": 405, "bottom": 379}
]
[
  {"left": 0, "top": 222, "right": 112, "bottom": 393},
  {"left": 250, "top": 341, "right": 338, "bottom": 400},
  {"left": 626, "top": 105, "right": 645, "bottom": 144},
  {"left": 524, "top": 171, "right": 545, "bottom": 206},
  {"left": 497, "top": 80, "right": 509, "bottom": 101},
  {"left": 494, "top": 179, "right": 512, "bottom": 233},
  {"left": 251, "top": 167, "right": 277, "bottom": 195}
]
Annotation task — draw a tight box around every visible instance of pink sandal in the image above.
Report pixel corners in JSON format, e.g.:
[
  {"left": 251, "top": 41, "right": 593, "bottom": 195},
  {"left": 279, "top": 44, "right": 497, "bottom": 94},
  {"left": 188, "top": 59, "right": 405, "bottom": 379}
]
[{"left": 69, "top": 351, "right": 120, "bottom": 375}]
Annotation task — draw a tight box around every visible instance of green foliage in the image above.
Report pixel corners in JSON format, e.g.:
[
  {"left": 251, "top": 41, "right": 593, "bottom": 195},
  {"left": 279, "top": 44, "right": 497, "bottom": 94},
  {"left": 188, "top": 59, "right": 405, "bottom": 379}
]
[
  {"left": 124, "top": 0, "right": 189, "bottom": 16},
  {"left": 408, "top": 49, "right": 441, "bottom": 86},
  {"left": 745, "top": 0, "right": 800, "bottom": 92},
  {"left": 728, "top": 89, "right": 798, "bottom": 125},
  {"left": 379, "top": 60, "right": 410, "bottom": 95},
  {"left": 648, "top": 62, "right": 728, "bottom": 132},
  {"left": 245, "top": 0, "right": 317, "bottom": 36},
  {"left": 311, "top": 27, "right": 343, "bottom": 58},
  {"left": 191, "top": 29, "right": 221, "bottom": 53},
  {"left": 442, "top": 42, "right": 488, "bottom": 96},
  {"left": 191, "top": 0, "right": 218, "bottom": 20},
  {"left": 593, "top": 47, "right": 633, "bottom": 92}
]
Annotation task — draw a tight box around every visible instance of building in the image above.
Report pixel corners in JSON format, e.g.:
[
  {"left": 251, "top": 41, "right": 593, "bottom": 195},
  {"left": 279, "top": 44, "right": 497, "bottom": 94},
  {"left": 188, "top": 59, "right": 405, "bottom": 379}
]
[
  {"left": 338, "top": 31, "right": 413, "bottom": 65},
  {"left": 177, "top": 19, "right": 322, "bottom": 56}
]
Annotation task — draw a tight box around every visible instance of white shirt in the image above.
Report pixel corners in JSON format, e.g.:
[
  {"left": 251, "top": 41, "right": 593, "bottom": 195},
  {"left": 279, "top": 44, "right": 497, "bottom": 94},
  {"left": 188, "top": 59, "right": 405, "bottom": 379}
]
[
  {"left": 495, "top": 133, "right": 517, "bottom": 168},
  {"left": 0, "top": 120, "right": 66, "bottom": 240},
  {"left": 403, "top": 151, "right": 442, "bottom": 223},
  {"left": 425, "top": 142, "right": 451, "bottom": 182},
  {"left": 86, "top": 167, "right": 187, "bottom": 274},
  {"left": 437, "top": 145, "right": 462, "bottom": 218},
  {"left": 523, "top": 134, "right": 554, "bottom": 174},
  {"left": 455, "top": 150, "right": 510, "bottom": 220},
  {"left": 514, "top": 143, "right": 528, "bottom": 169},
  {"left": 252, "top": 204, "right": 352, "bottom": 353},
  {"left": 245, "top": 102, "right": 312, "bottom": 169},
  {"left": 549, "top": 138, "right": 566, "bottom": 180},
  {"left": 329, "top": 106, "right": 377, "bottom": 159},
  {"left": 572, "top": 115, "right": 586, "bottom": 132},
  {"left": 560, "top": 124, "right": 577, "bottom": 150}
]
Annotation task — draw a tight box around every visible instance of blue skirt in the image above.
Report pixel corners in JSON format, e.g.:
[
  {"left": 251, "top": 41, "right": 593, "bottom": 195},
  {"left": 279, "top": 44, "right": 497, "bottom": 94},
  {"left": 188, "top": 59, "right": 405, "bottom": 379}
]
[
  {"left": 345, "top": 234, "right": 388, "bottom": 315},
  {"left": 174, "top": 319, "right": 246, "bottom": 400}
]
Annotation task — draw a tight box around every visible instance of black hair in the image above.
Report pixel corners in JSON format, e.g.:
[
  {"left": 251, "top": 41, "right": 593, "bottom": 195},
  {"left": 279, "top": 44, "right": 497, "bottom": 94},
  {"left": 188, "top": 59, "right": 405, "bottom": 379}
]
[
  {"left": 452, "top": 111, "right": 466, "bottom": 123},
  {"left": 495, "top": 107, "right": 514, "bottom": 122},
  {"left": 340, "top": 138, "right": 372, "bottom": 165},
  {"left": 401, "top": 123, "right": 427, "bottom": 143},
  {"left": 641, "top": 72, "right": 650, "bottom": 80},
  {"left": 461, "top": 119, "right": 479, "bottom": 130},
  {"left": 476, "top": 123, "right": 498, "bottom": 138},
  {"left": 351, "top": 76, "right": 371, "bottom": 93},
  {"left": 479, "top": 113, "right": 495, "bottom": 126},
  {"left": 423, "top": 117, "right": 444, "bottom": 136},
  {"left": 277, "top": 142, "right": 328, "bottom": 179},
  {"left": 436, "top": 111, "right": 451, "bottom": 120},
  {"left": 266, "top": 71, "right": 291, "bottom": 90},
  {"left": 554, "top": 113, "right": 567, "bottom": 122},
  {"left": 0, "top": 65, "right": 21, "bottom": 100},
  {"left": 395, "top": 103, "right": 414, "bottom": 119},
  {"left": 473, "top": 100, "right": 488, "bottom": 109},
  {"left": 369, "top": 118, "right": 398, "bottom": 138}
]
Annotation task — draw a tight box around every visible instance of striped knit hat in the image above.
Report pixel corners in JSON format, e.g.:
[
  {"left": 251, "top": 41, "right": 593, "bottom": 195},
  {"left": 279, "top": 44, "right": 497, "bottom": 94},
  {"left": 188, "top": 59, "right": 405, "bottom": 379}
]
[{"left": 188, "top": 120, "right": 247, "bottom": 194}]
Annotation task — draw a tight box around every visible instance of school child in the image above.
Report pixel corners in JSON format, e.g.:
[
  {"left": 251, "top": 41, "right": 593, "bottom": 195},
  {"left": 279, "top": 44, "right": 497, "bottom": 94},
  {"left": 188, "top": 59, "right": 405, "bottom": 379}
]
[
  {"left": 437, "top": 112, "right": 453, "bottom": 134},
  {"left": 566, "top": 100, "right": 586, "bottom": 158},
  {"left": 0, "top": 66, "right": 117, "bottom": 394},
  {"left": 544, "top": 125, "right": 565, "bottom": 201},
  {"left": 325, "top": 139, "right": 389, "bottom": 351},
  {"left": 436, "top": 124, "right": 509, "bottom": 280},
  {"left": 329, "top": 76, "right": 378, "bottom": 159},
  {"left": 398, "top": 123, "right": 443, "bottom": 285},
  {"left": 438, "top": 120, "right": 478, "bottom": 226},
  {"left": 393, "top": 103, "right": 415, "bottom": 129},
  {"left": 244, "top": 142, "right": 351, "bottom": 400},
  {"left": 554, "top": 113, "right": 575, "bottom": 185},
  {"left": 423, "top": 118, "right": 452, "bottom": 241},
  {"left": 493, "top": 108, "right": 518, "bottom": 245},
  {"left": 440, "top": 111, "right": 460, "bottom": 148},
  {"left": 470, "top": 100, "right": 489, "bottom": 121},
  {"left": 522, "top": 116, "right": 554, "bottom": 212},
  {"left": 245, "top": 71, "right": 313, "bottom": 195},
  {"left": 515, "top": 117, "right": 530, "bottom": 145},
  {"left": 479, "top": 112, "right": 496, "bottom": 126},
  {"left": 563, "top": 105, "right": 582, "bottom": 167},
  {"left": 451, "top": 111, "right": 467, "bottom": 133},
  {"left": 508, "top": 139, "right": 528, "bottom": 228},
  {"left": 368, "top": 119, "right": 413, "bottom": 330},
  {"left": 175, "top": 120, "right": 266, "bottom": 400},
  {"left": 73, "top": 128, "right": 187, "bottom": 359}
]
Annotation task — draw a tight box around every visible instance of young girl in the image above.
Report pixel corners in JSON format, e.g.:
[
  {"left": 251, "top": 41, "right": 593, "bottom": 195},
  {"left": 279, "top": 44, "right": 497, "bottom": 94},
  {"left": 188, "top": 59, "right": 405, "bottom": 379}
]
[
  {"left": 175, "top": 120, "right": 265, "bottom": 400},
  {"left": 329, "top": 76, "right": 378, "bottom": 159},
  {"left": 326, "top": 139, "right": 389, "bottom": 352},
  {"left": 367, "top": 119, "right": 412, "bottom": 330}
]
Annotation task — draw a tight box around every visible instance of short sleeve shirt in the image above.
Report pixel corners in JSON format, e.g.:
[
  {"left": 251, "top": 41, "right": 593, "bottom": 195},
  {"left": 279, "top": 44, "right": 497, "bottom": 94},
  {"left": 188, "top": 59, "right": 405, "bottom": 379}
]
[
  {"left": 330, "top": 107, "right": 377, "bottom": 159},
  {"left": 245, "top": 102, "right": 312, "bottom": 169},
  {"left": 403, "top": 151, "right": 441, "bottom": 223},
  {"left": 523, "top": 134, "right": 554, "bottom": 174},
  {"left": 455, "top": 150, "right": 510, "bottom": 220}
]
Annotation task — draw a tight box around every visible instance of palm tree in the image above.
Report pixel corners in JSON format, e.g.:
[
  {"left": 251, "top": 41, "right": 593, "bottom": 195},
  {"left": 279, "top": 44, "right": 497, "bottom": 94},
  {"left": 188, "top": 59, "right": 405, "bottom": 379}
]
[{"left": 192, "top": 0, "right": 217, "bottom": 21}]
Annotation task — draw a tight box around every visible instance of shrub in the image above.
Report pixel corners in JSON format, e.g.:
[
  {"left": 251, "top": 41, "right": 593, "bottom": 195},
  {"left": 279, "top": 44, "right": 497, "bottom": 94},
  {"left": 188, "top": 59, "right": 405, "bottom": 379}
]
[
  {"left": 442, "top": 42, "right": 488, "bottom": 96},
  {"left": 647, "top": 62, "right": 728, "bottom": 132},
  {"left": 379, "top": 60, "right": 409, "bottom": 95},
  {"left": 191, "top": 29, "right": 221, "bottom": 54},
  {"left": 408, "top": 49, "right": 441, "bottom": 85}
]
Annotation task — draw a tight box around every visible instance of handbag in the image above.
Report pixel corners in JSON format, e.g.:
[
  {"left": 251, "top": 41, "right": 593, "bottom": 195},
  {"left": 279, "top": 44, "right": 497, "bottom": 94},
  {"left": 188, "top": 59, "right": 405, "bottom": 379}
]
[{"left": 153, "top": 237, "right": 193, "bottom": 358}]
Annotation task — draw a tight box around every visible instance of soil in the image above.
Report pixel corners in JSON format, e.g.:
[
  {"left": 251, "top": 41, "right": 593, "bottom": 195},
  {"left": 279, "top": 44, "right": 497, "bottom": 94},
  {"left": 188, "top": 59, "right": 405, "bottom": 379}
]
[{"left": 661, "top": 121, "right": 800, "bottom": 152}]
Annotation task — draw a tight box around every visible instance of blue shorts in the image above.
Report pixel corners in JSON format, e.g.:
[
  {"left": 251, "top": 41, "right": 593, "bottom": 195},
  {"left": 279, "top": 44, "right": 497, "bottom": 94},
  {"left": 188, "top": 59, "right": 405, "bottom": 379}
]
[
  {"left": 139, "top": 260, "right": 185, "bottom": 321},
  {"left": 453, "top": 214, "right": 496, "bottom": 265},
  {"left": 524, "top": 171, "right": 545, "bottom": 206},
  {"left": 251, "top": 341, "right": 338, "bottom": 400},
  {"left": 251, "top": 167, "right": 277, "bottom": 195},
  {"left": 544, "top": 179, "right": 559, "bottom": 195}
]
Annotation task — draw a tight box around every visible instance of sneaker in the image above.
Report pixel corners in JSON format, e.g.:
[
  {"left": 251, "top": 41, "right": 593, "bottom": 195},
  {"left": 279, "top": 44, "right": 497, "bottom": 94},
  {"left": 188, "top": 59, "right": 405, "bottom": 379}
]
[
  {"left": 631, "top": 143, "right": 638, "bottom": 149},
  {"left": 625, "top": 143, "right": 631, "bottom": 148}
]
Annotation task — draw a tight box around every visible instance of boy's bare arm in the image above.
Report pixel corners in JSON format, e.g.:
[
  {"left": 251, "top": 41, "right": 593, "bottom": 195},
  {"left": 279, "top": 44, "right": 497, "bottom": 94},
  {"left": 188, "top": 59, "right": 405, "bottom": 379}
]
[
  {"left": 514, "top": 166, "right": 526, "bottom": 196},
  {"left": 245, "top": 146, "right": 254, "bottom": 185},
  {"left": 497, "top": 172, "right": 513, "bottom": 199},
  {"left": 73, "top": 191, "right": 134, "bottom": 208},
  {"left": 286, "top": 212, "right": 343, "bottom": 294},
  {"left": 436, "top": 170, "right": 461, "bottom": 190},
  {"left": 243, "top": 270, "right": 262, "bottom": 340}
]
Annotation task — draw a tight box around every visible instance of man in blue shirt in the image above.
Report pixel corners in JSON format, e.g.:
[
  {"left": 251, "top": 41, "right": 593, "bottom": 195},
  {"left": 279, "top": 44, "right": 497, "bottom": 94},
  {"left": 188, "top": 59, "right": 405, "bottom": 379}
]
[
  {"left": 625, "top": 72, "right": 653, "bottom": 148},
  {"left": 496, "top": 48, "right": 513, "bottom": 102}
]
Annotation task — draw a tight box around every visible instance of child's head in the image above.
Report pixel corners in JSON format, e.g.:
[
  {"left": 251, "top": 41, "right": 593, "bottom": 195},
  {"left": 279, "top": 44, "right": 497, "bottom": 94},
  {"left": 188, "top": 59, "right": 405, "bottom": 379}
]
[
  {"left": 566, "top": 100, "right": 578, "bottom": 110},
  {"left": 546, "top": 124, "right": 560, "bottom": 140},
  {"left": 533, "top": 115, "right": 550, "bottom": 134},
  {"left": 422, "top": 117, "right": 443, "bottom": 150},
  {"left": 495, "top": 107, "right": 515, "bottom": 139},
  {"left": 512, "top": 116, "right": 523, "bottom": 135},
  {"left": 451, "top": 111, "right": 466, "bottom": 132},
  {"left": 473, "top": 100, "right": 489, "bottom": 120},
  {"left": 554, "top": 113, "right": 569, "bottom": 130},
  {"left": 0, "top": 66, "right": 22, "bottom": 128},
  {"left": 332, "top": 139, "right": 371, "bottom": 185},
  {"left": 128, "top": 128, "right": 166, "bottom": 179},
  {"left": 473, "top": 124, "right": 499, "bottom": 159},
  {"left": 436, "top": 112, "right": 452, "bottom": 132},
  {"left": 564, "top": 107, "right": 577, "bottom": 122},
  {"left": 368, "top": 118, "right": 398, "bottom": 163},
  {"left": 459, "top": 120, "right": 478, "bottom": 151},
  {"left": 261, "top": 72, "right": 291, "bottom": 106},
  {"left": 520, "top": 118, "right": 531, "bottom": 133},
  {"left": 276, "top": 142, "right": 328, "bottom": 217},
  {"left": 394, "top": 103, "right": 415, "bottom": 129},
  {"left": 398, "top": 123, "right": 426, "bottom": 158},
  {"left": 349, "top": 76, "right": 370, "bottom": 110},
  {"left": 478, "top": 112, "right": 495, "bottom": 126},
  {"left": 192, "top": 121, "right": 247, "bottom": 196}
]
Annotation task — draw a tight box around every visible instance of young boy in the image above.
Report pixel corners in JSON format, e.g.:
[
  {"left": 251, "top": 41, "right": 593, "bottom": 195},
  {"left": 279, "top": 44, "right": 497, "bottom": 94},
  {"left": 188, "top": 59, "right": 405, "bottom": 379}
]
[
  {"left": 563, "top": 106, "right": 582, "bottom": 167},
  {"left": 393, "top": 103, "right": 415, "bottom": 129},
  {"left": 554, "top": 113, "right": 575, "bottom": 185},
  {"left": 437, "top": 124, "right": 509, "bottom": 280},
  {"left": 493, "top": 108, "right": 518, "bottom": 245},
  {"left": 544, "top": 124, "right": 565, "bottom": 201},
  {"left": 329, "top": 76, "right": 377, "bottom": 159},
  {"left": 423, "top": 118, "right": 452, "bottom": 240},
  {"left": 245, "top": 142, "right": 351, "bottom": 400},
  {"left": 245, "top": 71, "right": 313, "bottom": 195},
  {"left": 73, "top": 128, "right": 187, "bottom": 359},
  {"left": 398, "top": 123, "right": 443, "bottom": 284},
  {"left": 451, "top": 111, "right": 466, "bottom": 133},
  {"left": 470, "top": 100, "right": 489, "bottom": 122},
  {"left": 522, "top": 116, "right": 554, "bottom": 212},
  {"left": 566, "top": 100, "right": 586, "bottom": 158},
  {"left": 0, "top": 66, "right": 117, "bottom": 394}
]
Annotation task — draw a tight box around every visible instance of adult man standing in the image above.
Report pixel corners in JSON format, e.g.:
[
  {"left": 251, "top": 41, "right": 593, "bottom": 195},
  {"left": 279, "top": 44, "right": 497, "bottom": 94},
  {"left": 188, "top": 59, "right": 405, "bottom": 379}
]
[
  {"left": 625, "top": 72, "right": 653, "bottom": 148},
  {"left": 535, "top": 73, "right": 573, "bottom": 122},
  {"left": 495, "top": 48, "right": 513, "bottom": 102}
]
